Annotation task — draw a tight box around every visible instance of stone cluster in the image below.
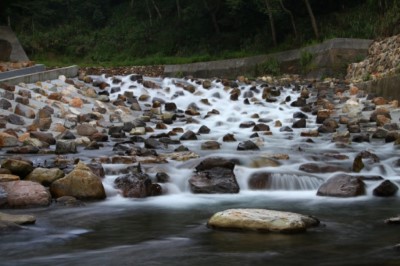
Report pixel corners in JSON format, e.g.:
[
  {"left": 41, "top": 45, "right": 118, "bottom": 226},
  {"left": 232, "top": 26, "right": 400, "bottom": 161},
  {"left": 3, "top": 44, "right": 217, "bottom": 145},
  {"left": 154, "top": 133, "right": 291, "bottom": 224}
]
[{"left": 347, "top": 34, "right": 400, "bottom": 82}]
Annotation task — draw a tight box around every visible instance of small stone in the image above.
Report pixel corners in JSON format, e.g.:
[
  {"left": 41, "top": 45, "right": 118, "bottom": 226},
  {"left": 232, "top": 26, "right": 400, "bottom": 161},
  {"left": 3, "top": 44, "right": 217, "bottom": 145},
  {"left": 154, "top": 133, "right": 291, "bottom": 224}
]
[
  {"left": 201, "top": 141, "right": 220, "bottom": 150},
  {"left": 237, "top": 140, "right": 259, "bottom": 151}
]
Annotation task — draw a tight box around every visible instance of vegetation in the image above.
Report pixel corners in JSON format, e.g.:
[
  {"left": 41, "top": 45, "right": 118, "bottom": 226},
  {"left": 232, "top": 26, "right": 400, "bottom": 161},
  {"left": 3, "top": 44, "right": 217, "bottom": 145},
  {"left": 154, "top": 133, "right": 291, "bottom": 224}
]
[
  {"left": 259, "top": 58, "right": 281, "bottom": 76},
  {"left": 299, "top": 49, "right": 314, "bottom": 73},
  {"left": 1, "top": 0, "right": 399, "bottom": 66}
]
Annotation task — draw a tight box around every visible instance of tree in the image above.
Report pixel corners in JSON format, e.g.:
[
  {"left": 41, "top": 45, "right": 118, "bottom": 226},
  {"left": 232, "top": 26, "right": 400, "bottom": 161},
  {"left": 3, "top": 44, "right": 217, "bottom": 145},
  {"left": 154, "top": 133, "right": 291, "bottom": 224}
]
[
  {"left": 279, "top": 0, "right": 298, "bottom": 41},
  {"left": 203, "top": 0, "right": 221, "bottom": 35},
  {"left": 304, "top": 0, "right": 319, "bottom": 39},
  {"left": 264, "top": 0, "right": 277, "bottom": 46}
]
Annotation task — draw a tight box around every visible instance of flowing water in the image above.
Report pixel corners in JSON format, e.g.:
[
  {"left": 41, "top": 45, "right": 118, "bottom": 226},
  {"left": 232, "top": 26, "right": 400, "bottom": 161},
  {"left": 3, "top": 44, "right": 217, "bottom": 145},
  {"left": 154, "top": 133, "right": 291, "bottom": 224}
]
[{"left": 1, "top": 75, "right": 400, "bottom": 265}]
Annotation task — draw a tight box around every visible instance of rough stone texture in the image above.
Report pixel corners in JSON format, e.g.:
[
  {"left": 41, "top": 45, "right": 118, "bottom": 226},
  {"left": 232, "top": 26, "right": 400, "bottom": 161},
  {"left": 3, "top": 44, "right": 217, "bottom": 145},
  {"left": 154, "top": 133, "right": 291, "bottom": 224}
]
[
  {"left": 0, "top": 174, "right": 19, "bottom": 182},
  {"left": 30, "top": 132, "right": 56, "bottom": 145},
  {"left": 76, "top": 123, "right": 98, "bottom": 136},
  {"left": 0, "top": 180, "right": 51, "bottom": 208},
  {"left": 55, "top": 140, "right": 77, "bottom": 154},
  {"left": 14, "top": 103, "right": 35, "bottom": 119},
  {"left": 25, "top": 167, "right": 65, "bottom": 186},
  {"left": 207, "top": 208, "right": 320, "bottom": 233},
  {"left": 189, "top": 157, "right": 239, "bottom": 194},
  {"left": 347, "top": 35, "right": 400, "bottom": 82},
  {"left": 0, "top": 132, "right": 20, "bottom": 147},
  {"left": 317, "top": 174, "right": 365, "bottom": 197},
  {"left": 114, "top": 164, "right": 161, "bottom": 198},
  {"left": 50, "top": 162, "right": 106, "bottom": 200}
]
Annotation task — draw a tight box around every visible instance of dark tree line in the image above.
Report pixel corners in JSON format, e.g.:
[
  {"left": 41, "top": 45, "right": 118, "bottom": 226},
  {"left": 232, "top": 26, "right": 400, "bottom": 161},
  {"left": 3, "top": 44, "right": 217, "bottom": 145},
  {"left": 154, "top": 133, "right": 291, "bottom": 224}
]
[{"left": 0, "top": 0, "right": 399, "bottom": 63}]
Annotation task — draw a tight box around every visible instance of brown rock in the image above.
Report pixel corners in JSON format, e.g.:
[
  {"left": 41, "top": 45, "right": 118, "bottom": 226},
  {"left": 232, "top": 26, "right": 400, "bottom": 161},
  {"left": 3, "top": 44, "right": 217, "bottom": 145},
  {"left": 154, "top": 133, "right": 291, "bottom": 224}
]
[
  {"left": 372, "top": 97, "right": 387, "bottom": 105},
  {"left": 0, "top": 174, "right": 19, "bottom": 182},
  {"left": 25, "top": 167, "right": 65, "bottom": 186},
  {"left": 0, "top": 132, "right": 20, "bottom": 147},
  {"left": 14, "top": 103, "right": 35, "bottom": 119},
  {"left": 248, "top": 172, "right": 272, "bottom": 189},
  {"left": 1, "top": 158, "right": 34, "bottom": 178},
  {"left": 70, "top": 97, "right": 84, "bottom": 108},
  {"left": 0, "top": 181, "right": 51, "bottom": 207},
  {"left": 50, "top": 162, "right": 106, "bottom": 200},
  {"left": 201, "top": 141, "right": 220, "bottom": 150},
  {"left": 76, "top": 123, "right": 98, "bottom": 136}
]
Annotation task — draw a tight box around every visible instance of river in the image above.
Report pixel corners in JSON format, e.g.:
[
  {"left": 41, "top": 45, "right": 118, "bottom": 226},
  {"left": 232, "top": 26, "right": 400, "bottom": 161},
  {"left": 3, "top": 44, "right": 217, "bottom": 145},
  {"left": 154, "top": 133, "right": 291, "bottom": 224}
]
[{"left": 1, "top": 75, "right": 400, "bottom": 265}]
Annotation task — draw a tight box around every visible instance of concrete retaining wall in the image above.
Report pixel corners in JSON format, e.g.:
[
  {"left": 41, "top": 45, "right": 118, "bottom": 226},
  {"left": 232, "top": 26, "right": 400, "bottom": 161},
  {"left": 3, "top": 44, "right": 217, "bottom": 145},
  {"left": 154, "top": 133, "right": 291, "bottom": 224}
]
[
  {"left": 0, "top": 64, "right": 46, "bottom": 80},
  {"left": 164, "top": 38, "right": 372, "bottom": 79},
  {"left": 0, "top": 26, "right": 29, "bottom": 62},
  {"left": 0, "top": 65, "right": 79, "bottom": 85}
]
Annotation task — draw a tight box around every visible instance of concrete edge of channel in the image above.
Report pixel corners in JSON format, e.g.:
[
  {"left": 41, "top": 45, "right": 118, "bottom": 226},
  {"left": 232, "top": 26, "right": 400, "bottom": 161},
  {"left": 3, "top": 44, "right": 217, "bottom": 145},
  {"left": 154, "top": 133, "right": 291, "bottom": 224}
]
[{"left": 0, "top": 65, "right": 79, "bottom": 85}]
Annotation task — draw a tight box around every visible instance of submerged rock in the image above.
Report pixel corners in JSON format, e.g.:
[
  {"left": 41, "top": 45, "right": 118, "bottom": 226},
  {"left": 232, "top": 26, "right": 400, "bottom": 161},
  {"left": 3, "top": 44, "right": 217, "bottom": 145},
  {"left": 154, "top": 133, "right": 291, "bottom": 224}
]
[{"left": 207, "top": 208, "right": 319, "bottom": 233}]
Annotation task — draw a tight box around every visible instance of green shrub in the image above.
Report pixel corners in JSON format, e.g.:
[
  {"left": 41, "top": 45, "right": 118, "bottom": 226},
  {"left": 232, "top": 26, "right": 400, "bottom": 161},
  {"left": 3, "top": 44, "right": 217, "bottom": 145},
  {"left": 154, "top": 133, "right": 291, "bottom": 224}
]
[
  {"left": 259, "top": 58, "right": 280, "bottom": 76},
  {"left": 299, "top": 50, "right": 316, "bottom": 74}
]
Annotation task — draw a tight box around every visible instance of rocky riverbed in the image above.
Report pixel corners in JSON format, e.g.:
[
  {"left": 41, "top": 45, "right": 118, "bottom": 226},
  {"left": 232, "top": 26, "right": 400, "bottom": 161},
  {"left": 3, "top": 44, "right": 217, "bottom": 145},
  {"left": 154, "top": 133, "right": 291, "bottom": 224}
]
[{"left": 0, "top": 69, "right": 400, "bottom": 232}]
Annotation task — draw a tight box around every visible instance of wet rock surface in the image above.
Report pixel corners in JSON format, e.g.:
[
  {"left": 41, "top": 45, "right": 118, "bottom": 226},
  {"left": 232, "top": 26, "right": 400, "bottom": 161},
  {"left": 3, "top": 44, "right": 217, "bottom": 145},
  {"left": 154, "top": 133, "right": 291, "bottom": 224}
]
[{"left": 207, "top": 208, "right": 320, "bottom": 233}]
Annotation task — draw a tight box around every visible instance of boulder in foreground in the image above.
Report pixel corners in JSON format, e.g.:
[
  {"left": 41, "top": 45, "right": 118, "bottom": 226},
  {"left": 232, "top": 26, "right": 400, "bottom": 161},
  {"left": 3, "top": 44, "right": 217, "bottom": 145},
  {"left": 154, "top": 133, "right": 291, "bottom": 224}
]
[{"left": 207, "top": 208, "right": 319, "bottom": 233}]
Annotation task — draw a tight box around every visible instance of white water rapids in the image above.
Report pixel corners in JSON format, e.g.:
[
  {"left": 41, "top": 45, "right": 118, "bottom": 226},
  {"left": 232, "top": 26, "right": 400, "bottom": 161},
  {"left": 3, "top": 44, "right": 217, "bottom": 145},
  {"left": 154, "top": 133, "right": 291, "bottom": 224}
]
[{"left": 82, "top": 74, "right": 400, "bottom": 203}]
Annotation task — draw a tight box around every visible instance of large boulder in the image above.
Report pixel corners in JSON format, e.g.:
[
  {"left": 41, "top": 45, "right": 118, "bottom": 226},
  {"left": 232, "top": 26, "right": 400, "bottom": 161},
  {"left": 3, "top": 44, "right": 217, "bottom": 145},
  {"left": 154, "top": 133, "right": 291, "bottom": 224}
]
[
  {"left": 0, "top": 181, "right": 51, "bottom": 208},
  {"left": 114, "top": 164, "right": 162, "bottom": 198},
  {"left": 188, "top": 157, "right": 239, "bottom": 193},
  {"left": 207, "top": 208, "right": 320, "bottom": 233},
  {"left": 50, "top": 162, "right": 106, "bottom": 200},
  {"left": 25, "top": 167, "right": 65, "bottom": 186},
  {"left": 317, "top": 174, "right": 365, "bottom": 197}
]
